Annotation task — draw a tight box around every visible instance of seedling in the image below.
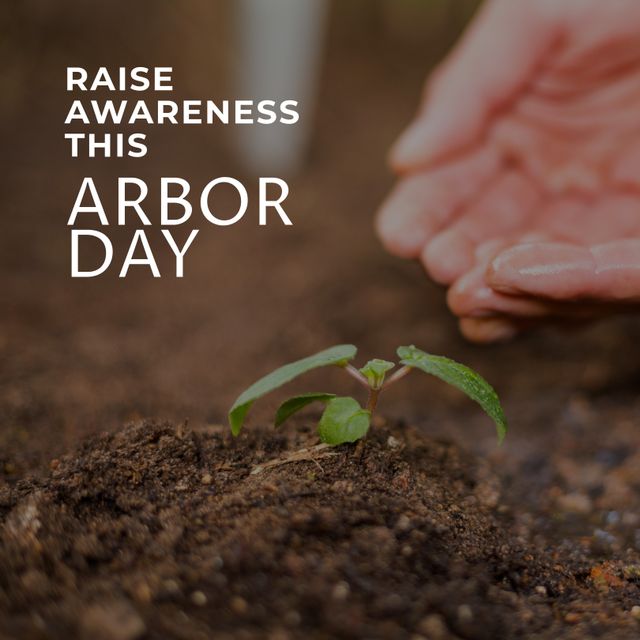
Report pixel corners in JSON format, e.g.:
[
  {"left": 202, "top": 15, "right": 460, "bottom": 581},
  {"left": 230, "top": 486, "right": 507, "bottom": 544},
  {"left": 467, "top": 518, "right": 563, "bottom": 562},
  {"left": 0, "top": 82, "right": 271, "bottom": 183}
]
[{"left": 229, "top": 345, "right": 507, "bottom": 446}]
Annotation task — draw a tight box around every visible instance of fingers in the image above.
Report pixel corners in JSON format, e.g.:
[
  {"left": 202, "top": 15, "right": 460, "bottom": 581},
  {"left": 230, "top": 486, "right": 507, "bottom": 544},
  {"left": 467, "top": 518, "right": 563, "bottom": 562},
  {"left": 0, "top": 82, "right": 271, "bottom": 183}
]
[
  {"left": 488, "top": 239, "right": 640, "bottom": 301},
  {"left": 459, "top": 314, "right": 596, "bottom": 344},
  {"left": 449, "top": 234, "right": 640, "bottom": 343},
  {"left": 448, "top": 261, "right": 553, "bottom": 319},
  {"left": 448, "top": 237, "right": 557, "bottom": 319},
  {"left": 459, "top": 317, "right": 520, "bottom": 343},
  {"left": 451, "top": 239, "right": 551, "bottom": 343},
  {"left": 376, "top": 145, "right": 499, "bottom": 258},
  {"left": 421, "top": 170, "right": 540, "bottom": 284},
  {"left": 390, "top": 0, "right": 559, "bottom": 171}
]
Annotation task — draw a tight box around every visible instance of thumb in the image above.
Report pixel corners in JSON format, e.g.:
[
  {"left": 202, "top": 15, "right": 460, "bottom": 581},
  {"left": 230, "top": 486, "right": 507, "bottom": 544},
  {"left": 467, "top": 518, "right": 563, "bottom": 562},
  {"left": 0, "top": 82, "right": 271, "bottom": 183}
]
[{"left": 391, "top": 0, "right": 560, "bottom": 171}]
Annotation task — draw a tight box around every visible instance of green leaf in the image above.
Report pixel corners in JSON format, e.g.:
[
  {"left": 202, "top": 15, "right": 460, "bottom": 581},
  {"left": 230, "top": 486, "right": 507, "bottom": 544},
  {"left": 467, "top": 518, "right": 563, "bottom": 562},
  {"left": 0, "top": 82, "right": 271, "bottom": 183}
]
[
  {"left": 397, "top": 345, "right": 507, "bottom": 443},
  {"left": 359, "top": 358, "right": 395, "bottom": 388},
  {"left": 318, "top": 397, "right": 371, "bottom": 445},
  {"left": 228, "top": 344, "right": 357, "bottom": 436},
  {"left": 275, "top": 393, "right": 336, "bottom": 427}
]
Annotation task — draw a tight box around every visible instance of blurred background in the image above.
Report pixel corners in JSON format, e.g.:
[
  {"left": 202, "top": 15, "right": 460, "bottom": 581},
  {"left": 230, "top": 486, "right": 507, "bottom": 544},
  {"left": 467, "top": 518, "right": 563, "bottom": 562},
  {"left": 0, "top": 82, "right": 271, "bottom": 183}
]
[{"left": 2, "top": 0, "right": 640, "bottom": 513}]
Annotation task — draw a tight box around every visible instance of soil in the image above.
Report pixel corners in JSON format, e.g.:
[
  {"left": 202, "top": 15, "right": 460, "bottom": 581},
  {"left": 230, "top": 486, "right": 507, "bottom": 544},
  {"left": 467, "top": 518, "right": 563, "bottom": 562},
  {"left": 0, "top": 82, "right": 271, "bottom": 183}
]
[
  {"left": 1, "top": 420, "right": 638, "bottom": 640},
  {"left": 2, "top": 2, "right": 640, "bottom": 639}
]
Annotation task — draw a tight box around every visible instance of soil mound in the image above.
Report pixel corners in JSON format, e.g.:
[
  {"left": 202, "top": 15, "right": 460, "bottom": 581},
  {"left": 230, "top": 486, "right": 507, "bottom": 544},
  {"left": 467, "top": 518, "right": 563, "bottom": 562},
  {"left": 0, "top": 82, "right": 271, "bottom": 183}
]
[{"left": 1, "top": 421, "right": 638, "bottom": 639}]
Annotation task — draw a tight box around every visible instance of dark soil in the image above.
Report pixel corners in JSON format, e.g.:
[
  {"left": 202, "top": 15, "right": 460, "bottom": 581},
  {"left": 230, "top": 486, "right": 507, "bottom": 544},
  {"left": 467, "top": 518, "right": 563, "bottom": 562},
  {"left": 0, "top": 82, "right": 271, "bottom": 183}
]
[{"left": 1, "top": 420, "right": 638, "bottom": 640}]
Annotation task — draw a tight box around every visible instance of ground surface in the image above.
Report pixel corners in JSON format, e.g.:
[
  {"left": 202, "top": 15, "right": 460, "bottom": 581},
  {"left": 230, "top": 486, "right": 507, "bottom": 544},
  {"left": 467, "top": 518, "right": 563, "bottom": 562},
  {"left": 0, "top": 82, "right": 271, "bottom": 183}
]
[
  {"left": 2, "top": 2, "right": 640, "bottom": 638},
  {"left": 2, "top": 421, "right": 640, "bottom": 640}
]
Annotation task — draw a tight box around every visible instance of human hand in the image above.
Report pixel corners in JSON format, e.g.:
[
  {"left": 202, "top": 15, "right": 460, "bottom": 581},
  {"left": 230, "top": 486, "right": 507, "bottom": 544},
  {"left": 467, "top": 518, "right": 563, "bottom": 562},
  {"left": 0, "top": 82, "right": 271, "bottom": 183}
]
[{"left": 376, "top": 0, "right": 640, "bottom": 342}]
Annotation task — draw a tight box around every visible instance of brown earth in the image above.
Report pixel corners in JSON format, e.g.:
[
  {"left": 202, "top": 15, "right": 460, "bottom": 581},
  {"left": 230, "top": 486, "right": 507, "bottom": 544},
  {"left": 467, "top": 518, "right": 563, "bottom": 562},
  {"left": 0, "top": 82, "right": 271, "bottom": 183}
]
[
  {"left": 2, "top": 2, "right": 640, "bottom": 639},
  {"left": 2, "top": 420, "right": 640, "bottom": 640}
]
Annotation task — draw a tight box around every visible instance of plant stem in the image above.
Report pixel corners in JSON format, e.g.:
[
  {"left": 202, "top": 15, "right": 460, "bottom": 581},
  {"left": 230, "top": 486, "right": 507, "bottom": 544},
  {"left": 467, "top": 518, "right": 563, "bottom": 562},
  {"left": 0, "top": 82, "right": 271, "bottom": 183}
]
[
  {"left": 366, "top": 387, "right": 381, "bottom": 414},
  {"left": 344, "top": 364, "right": 370, "bottom": 388},
  {"left": 381, "top": 365, "right": 412, "bottom": 391},
  {"left": 346, "top": 363, "right": 411, "bottom": 416}
]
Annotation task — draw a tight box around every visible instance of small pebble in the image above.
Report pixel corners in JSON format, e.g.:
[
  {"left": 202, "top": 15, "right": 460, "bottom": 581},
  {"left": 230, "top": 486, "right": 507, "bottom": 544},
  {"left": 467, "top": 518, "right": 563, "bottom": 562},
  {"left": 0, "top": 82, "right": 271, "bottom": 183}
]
[
  {"left": 593, "top": 528, "right": 617, "bottom": 548},
  {"left": 417, "top": 613, "right": 448, "bottom": 639},
  {"left": 212, "top": 573, "right": 227, "bottom": 588},
  {"left": 132, "top": 582, "right": 152, "bottom": 604},
  {"left": 624, "top": 565, "right": 640, "bottom": 580},
  {"left": 631, "top": 605, "right": 640, "bottom": 621},
  {"left": 201, "top": 473, "right": 212, "bottom": 485},
  {"left": 395, "top": 514, "right": 413, "bottom": 533},
  {"left": 163, "top": 579, "right": 180, "bottom": 595},
  {"left": 457, "top": 604, "right": 473, "bottom": 623},
  {"left": 80, "top": 601, "right": 146, "bottom": 640},
  {"left": 605, "top": 511, "right": 620, "bottom": 525},
  {"left": 284, "top": 610, "right": 301, "bottom": 626},
  {"left": 332, "top": 581, "right": 350, "bottom": 601},
  {"left": 230, "top": 596, "right": 248, "bottom": 614},
  {"left": 535, "top": 585, "right": 548, "bottom": 597},
  {"left": 194, "top": 530, "right": 210, "bottom": 543},
  {"left": 556, "top": 493, "right": 592, "bottom": 515},
  {"left": 387, "top": 436, "right": 401, "bottom": 449},
  {"left": 191, "top": 591, "right": 207, "bottom": 606}
]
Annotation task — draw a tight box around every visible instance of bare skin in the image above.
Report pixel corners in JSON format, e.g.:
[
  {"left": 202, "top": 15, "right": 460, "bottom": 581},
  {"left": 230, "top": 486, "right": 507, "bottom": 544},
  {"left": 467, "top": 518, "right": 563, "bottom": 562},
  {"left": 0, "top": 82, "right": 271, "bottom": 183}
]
[{"left": 376, "top": 0, "right": 640, "bottom": 342}]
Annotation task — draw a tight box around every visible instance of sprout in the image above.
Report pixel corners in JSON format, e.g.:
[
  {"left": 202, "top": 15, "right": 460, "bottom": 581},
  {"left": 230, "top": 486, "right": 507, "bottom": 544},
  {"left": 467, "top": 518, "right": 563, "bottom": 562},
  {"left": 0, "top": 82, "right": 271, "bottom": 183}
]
[{"left": 229, "top": 344, "right": 507, "bottom": 445}]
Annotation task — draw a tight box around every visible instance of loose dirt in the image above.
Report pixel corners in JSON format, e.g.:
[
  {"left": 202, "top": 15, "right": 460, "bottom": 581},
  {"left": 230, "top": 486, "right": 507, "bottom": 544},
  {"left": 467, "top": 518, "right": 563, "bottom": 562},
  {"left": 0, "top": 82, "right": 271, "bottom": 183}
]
[{"left": 2, "top": 420, "right": 639, "bottom": 639}]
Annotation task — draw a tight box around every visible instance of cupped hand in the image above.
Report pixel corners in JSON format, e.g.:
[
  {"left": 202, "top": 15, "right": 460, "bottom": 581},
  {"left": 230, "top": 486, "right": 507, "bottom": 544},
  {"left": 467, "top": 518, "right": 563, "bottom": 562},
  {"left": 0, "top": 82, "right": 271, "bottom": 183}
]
[{"left": 376, "top": 0, "right": 640, "bottom": 341}]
